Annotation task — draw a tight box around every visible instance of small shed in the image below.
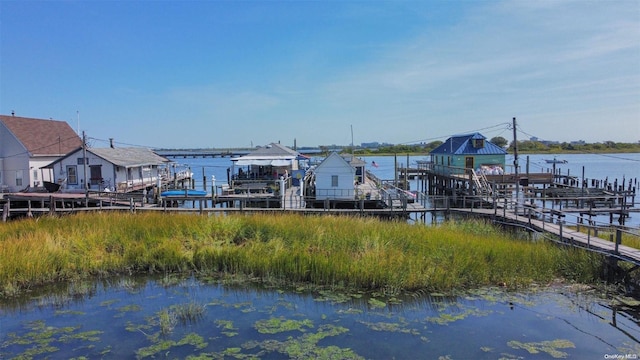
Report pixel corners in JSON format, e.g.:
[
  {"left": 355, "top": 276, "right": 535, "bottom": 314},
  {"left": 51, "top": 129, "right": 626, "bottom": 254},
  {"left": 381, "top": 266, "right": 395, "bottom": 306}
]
[
  {"left": 43, "top": 147, "right": 170, "bottom": 192},
  {"left": 313, "top": 152, "right": 356, "bottom": 200},
  {"left": 430, "top": 133, "right": 506, "bottom": 175}
]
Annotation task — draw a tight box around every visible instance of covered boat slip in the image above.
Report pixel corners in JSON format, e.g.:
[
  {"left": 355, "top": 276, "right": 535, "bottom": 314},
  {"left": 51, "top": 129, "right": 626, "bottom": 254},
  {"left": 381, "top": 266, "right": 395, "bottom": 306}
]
[{"left": 229, "top": 143, "right": 309, "bottom": 192}]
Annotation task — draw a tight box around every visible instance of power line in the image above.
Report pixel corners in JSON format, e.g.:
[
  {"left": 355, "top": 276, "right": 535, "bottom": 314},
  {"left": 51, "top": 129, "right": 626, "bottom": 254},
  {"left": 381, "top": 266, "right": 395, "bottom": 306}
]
[
  {"left": 400, "top": 122, "right": 511, "bottom": 145},
  {"left": 87, "top": 137, "right": 163, "bottom": 149},
  {"left": 0, "top": 135, "right": 82, "bottom": 160}
]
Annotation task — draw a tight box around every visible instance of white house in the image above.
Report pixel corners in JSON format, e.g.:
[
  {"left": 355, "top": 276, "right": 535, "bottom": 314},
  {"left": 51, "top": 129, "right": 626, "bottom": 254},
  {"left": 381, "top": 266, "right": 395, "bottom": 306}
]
[
  {"left": 313, "top": 152, "right": 356, "bottom": 200},
  {"left": 43, "top": 147, "right": 170, "bottom": 192},
  {"left": 0, "top": 114, "right": 83, "bottom": 192}
]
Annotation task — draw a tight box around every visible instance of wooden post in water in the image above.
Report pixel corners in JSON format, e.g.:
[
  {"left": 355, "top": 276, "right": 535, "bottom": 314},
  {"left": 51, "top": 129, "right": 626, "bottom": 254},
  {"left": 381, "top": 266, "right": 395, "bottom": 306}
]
[
  {"left": 2, "top": 200, "right": 9, "bottom": 222},
  {"left": 581, "top": 166, "right": 585, "bottom": 209},
  {"left": 49, "top": 196, "right": 55, "bottom": 215},
  {"left": 559, "top": 221, "right": 563, "bottom": 242}
]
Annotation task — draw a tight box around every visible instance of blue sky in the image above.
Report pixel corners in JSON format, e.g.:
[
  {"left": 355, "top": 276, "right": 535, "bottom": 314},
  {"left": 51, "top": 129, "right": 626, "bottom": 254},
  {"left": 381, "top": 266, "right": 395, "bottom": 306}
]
[{"left": 1, "top": 1, "right": 638, "bottom": 149}]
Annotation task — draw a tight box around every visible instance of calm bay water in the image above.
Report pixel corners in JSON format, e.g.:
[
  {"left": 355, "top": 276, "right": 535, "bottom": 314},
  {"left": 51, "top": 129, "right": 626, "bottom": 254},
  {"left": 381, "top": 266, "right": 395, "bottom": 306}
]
[{"left": 1, "top": 276, "right": 639, "bottom": 359}]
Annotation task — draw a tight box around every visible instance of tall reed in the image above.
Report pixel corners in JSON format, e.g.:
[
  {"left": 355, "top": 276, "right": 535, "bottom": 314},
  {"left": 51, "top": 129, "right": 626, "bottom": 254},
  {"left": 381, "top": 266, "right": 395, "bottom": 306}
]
[{"left": 0, "top": 212, "right": 604, "bottom": 296}]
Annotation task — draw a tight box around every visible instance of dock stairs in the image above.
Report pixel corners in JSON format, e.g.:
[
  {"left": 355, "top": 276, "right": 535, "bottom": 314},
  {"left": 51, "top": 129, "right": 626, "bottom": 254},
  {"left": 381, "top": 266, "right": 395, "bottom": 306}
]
[{"left": 471, "top": 169, "right": 493, "bottom": 198}]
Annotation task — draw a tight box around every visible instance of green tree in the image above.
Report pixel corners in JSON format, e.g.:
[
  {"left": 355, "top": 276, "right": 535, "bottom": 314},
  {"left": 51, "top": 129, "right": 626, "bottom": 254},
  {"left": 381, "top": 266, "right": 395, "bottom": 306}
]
[{"left": 490, "top": 136, "right": 508, "bottom": 148}]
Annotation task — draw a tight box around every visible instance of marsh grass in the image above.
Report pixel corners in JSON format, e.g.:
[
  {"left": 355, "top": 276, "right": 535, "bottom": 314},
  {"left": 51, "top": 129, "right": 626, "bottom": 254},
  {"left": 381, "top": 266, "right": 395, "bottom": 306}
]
[
  {"left": 172, "top": 301, "right": 206, "bottom": 324},
  {"left": 0, "top": 212, "right": 605, "bottom": 296}
]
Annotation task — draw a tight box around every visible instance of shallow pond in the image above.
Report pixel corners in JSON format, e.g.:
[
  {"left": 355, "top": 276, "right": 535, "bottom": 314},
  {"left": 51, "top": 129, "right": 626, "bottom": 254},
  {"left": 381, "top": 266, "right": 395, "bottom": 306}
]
[{"left": 1, "top": 275, "right": 639, "bottom": 359}]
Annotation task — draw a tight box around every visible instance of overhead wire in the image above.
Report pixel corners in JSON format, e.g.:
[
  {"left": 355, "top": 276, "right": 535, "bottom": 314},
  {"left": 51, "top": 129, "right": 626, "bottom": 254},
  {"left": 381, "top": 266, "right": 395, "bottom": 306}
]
[
  {"left": 514, "top": 123, "right": 640, "bottom": 163},
  {"left": 0, "top": 134, "right": 83, "bottom": 160},
  {"left": 400, "top": 122, "right": 511, "bottom": 145}
]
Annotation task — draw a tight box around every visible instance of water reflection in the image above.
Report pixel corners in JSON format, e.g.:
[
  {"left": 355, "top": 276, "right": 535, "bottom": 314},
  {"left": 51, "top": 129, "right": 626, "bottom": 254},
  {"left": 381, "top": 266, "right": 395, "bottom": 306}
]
[{"left": 1, "top": 274, "right": 639, "bottom": 359}]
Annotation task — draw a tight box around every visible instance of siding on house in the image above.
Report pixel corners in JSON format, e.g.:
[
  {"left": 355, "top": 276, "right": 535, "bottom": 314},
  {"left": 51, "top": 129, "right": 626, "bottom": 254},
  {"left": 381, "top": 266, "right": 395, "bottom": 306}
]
[{"left": 314, "top": 152, "right": 356, "bottom": 200}]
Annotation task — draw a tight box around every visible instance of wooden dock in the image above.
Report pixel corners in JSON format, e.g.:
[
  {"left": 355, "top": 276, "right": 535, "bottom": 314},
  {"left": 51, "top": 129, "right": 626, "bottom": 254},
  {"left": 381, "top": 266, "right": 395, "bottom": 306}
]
[{"left": 450, "top": 206, "right": 640, "bottom": 266}]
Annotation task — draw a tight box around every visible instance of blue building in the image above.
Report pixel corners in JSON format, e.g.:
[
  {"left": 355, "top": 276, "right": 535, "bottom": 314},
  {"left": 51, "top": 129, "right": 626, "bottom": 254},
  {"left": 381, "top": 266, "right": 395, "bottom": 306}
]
[{"left": 430, "top": 133, "right": 507, "bottom": 175}]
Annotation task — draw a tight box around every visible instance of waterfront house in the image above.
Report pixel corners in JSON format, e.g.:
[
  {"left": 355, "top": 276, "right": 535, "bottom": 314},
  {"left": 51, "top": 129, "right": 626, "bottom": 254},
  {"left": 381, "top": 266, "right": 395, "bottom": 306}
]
[
  {"left": 430, "top": 133, "right": 506, "bottom": 175},
  {"left": 0, "top": 114, "right": 82, "bottom": 192},
  {"left": 43, "top": 146, "right": 170, "bottom": 192},
  {"left": 230, "top": 142, "right": 308, "bottom": 189},
  {"left": 313, "top": 152, "right": 356, "bottom": 200}
]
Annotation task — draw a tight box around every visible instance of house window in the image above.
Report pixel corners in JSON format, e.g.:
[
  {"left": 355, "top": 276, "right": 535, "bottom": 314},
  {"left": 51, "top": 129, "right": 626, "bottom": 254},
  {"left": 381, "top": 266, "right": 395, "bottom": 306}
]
[
  {"left": 77, "top": 157, "right": 88, "bottom": 165},
  {"left": 473, "top": 139, "right": 485, "bottom": 148},
  {"left": 67, "top": 166, "right": 78, "bottom": 185},
  {"left": 331, "top": 175, "right": 339, "bottom": 187},
  {"left": 33, "top": 170, "right": 38, "bottom": 181},
  {"left": 15, "top": 170, "right": 23, "bottom": 187}
]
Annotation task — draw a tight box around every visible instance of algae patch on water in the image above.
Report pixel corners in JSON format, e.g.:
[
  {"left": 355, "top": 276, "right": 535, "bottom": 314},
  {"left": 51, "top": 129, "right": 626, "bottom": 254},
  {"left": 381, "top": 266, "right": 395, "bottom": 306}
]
[
  {"left": 507, "top": 339, "right": 575, "bottom": 358},
  {"left": 358, "top": 317, "right": 421, "bottom": 336},
  {"left": 242, "top": 324, "right": 362, "bottom": 359},
  {"left": 254, "top": 316, "right": 314, "bottom": 334},
  {"left": 426, "top": 306, "right": 492, "bottom": 326},
  {"left": 0, "top": 320, "right": 104, "bottom": 359},
  {"left": 215, "top": 319, "right": 239, "bottom": 337},
  {"left": 135, "top": 332, "right": 207, "bottom": 358}
]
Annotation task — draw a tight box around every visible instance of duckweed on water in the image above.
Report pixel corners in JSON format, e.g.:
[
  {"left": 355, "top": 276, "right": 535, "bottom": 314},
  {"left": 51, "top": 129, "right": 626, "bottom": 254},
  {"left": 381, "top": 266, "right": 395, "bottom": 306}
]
[
  {"left": 136, "top": 332, "right": 207, "bottom": 359},
  {"left": 242, "top": 324, "right": 361, "bottom": 360},
  {"left": 117, "top": 304, "right": 142, "bottom": 313},
  {"left": 426, "top": 305, "right": 493, "bottom": 325},
  {"left": 0, "top": 320, "right": 104, "bottom": 359},
  {"left": 367, "top": 297, "right": 387, "bottom": 309},
  {"left": 357, "top": 318, "right": 421, "bottom": 335},
  {"left": 507, "top": 339, "right": 575, "bottom": 358},
  {"left": 99, "top": 299, "right": 119, "bottom": 307},
  {"left": 254, "top": 317, "right": 314, "bottom": 334},
  {"left": 214, "top": 319, "right": 238, "bottom": 337}
]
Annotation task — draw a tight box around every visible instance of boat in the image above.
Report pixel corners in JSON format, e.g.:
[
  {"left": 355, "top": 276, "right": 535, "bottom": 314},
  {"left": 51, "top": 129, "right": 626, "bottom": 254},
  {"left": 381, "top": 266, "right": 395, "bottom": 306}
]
[
  {"left": 43, "top": 181, "right": 61, "bottom": 193},
  {"left": 545, "top": 158, "right": 567, "bottom": 164},
  {"left": 161, "top": 189, "right": 208, "bottom": 197}
]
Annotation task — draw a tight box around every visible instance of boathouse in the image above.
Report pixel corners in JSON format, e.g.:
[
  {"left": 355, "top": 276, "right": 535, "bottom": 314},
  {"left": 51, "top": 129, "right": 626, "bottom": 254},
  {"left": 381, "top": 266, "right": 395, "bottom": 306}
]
[
  {"left": 43, "top": 147, "right": 170, "bottom": 192},
  {"left": 430, "top": 133, "right": 506, "bottom": 175},
  {"left": 312, "top": 152, "right": 356, "bottom": 200},
  {"left": 230, "top": 143, "right": 308, "bottom": 188},
  {"left": 0, "top": 114, "right": 83, "bottom": 192}
]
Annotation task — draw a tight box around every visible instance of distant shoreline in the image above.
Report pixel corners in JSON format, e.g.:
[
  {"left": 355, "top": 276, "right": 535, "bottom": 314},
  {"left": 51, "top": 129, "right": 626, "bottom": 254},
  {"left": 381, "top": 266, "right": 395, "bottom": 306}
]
[{"left": 351, "top": 149, "right": 640, "bottom": 156}]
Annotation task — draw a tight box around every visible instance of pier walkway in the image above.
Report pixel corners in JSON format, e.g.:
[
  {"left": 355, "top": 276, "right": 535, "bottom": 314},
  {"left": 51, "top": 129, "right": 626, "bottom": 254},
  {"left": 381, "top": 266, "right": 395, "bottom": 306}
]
[{"left": 451, "top": 206, "right": 640, "bottom": 266}]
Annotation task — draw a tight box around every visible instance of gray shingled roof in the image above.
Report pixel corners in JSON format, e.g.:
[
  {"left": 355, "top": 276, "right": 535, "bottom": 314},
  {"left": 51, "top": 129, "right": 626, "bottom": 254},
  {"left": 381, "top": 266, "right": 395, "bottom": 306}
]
[{"left": 90, "top": 147, "right": 169, "bottom": 167}]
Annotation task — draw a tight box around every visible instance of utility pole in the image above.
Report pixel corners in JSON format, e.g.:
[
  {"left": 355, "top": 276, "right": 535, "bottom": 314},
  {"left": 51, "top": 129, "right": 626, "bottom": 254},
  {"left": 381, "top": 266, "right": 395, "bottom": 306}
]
[
  {"left": 512, "top": 117, "right": 519, "bottom": 213},
  {"left": 82, "top": 131, "right": 88, "bottom": 206}
]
